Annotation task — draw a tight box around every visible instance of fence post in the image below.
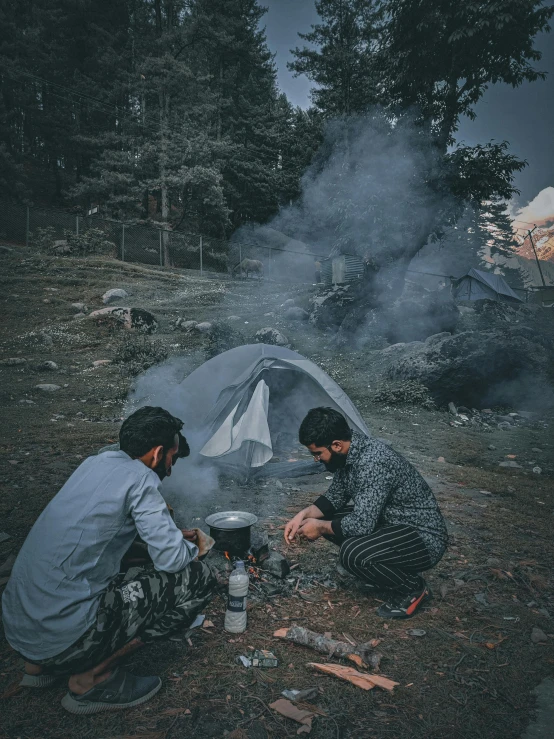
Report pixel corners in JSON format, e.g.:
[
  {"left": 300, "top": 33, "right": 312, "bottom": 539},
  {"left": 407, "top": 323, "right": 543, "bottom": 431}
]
[
  {"left": 75, "top": 216, "right": 79, "bottom": 236},
  {"left": 121, "top": 224, "right": 126, "bottom": 261},
  {"left": 159, "top": 229, "right": 163, "bottom": 266},
  {"left": 200, "top": 235, "right": 203, "bottom": 275},
  {"left": 25, "top": 206, "right": 30, "bottom": 247},
  {"left": 239, "top": 244, "right": 242, "bottom": 278}
]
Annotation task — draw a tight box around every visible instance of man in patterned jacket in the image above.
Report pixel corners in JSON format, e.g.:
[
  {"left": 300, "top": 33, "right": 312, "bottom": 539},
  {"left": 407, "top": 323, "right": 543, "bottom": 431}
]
[{"left": 284, "top": 407, "right": 447, "bottom": 619}]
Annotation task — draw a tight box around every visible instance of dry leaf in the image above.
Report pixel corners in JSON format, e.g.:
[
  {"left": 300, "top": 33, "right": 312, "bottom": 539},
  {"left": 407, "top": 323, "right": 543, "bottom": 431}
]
[{"left": 202, "top": 620, "right": 215, "bottom": 629}]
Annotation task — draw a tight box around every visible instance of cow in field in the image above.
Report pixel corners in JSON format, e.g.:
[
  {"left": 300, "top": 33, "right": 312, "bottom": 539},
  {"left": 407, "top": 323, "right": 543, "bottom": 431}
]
[{"left": 233, "top": 258, "right": 264, "bottom": 279}]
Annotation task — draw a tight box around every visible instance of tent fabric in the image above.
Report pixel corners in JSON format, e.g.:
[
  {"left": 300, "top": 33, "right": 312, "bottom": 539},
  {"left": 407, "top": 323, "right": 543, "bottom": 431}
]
[
  {"left": 452, "top": 268, "right": 523, "bottom": 303},
  {"left": 167, "top": 344, "right": 369, "bottom": 479},
  {"left": 200, "top": 379, "right": 272, "bottom": 467}
]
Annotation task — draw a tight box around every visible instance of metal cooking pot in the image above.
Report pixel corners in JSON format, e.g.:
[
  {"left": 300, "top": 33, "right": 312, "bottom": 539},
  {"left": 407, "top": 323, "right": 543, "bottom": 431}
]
[{"left": 204, "top": 510, "right": 258, "bottom": 554}]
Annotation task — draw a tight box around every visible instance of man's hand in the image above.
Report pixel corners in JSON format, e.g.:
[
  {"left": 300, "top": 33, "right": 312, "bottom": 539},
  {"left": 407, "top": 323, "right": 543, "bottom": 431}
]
[
  {"left": 284, "top": 512, "right": 307, "bottom": 544},
  {"left": 298, "top": 518, "right": 327, "bottom": 542},
  {"left": 181, "top": 529, "right": 198, "bottom": 543}
]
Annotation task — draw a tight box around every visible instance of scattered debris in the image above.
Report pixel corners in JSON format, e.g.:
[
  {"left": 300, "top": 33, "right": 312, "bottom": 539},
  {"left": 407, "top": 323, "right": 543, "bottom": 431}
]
[
  {"left": 308, "top": 663, "right": 399, "bottom": 691},
  {"left": 274, "top": 625, "right": 382, "bottom": 669},
  {"left": 282, "top": 687, "right": 319, "bottom": 702},
  {"left": 269, "top": 698, "right": 315, "bottom": 734},
  {"left": 238, "top": 650, "right": 279, "bottom": 668}
]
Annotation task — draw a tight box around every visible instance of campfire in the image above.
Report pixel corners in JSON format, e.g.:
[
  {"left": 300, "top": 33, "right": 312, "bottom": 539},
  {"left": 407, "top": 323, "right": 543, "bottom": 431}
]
[{"left": 223, "top": 548, "right": 265, "bottom": 581}]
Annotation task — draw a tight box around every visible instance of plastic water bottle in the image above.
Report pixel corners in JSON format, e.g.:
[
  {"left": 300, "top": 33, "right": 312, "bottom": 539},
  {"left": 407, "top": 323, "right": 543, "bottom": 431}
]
[{"left": 224, "top": 560, "right": 249, "bottom": 633}]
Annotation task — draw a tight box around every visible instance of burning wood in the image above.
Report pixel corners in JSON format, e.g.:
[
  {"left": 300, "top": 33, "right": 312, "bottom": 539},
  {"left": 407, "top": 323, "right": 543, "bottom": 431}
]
[{"left": 274, "top": 625, "right": 382, "bottom": 670}]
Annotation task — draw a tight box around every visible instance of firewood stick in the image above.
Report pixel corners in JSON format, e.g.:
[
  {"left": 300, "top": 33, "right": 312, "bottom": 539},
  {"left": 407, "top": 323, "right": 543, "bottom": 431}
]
[{"left": 274, "top": 625, "right": 381, "bottom": 669}]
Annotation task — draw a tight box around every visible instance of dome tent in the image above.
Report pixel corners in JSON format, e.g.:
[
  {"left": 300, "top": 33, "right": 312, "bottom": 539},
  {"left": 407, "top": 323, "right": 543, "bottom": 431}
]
[{"left": 128, "top": 344, "right": 369, "bottom": 481}]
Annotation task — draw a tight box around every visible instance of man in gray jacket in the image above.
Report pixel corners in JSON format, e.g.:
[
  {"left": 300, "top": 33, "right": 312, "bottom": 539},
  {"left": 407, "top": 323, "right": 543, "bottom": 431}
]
[{"left": 2, "top": 406, "right": 217, "bottom": 715}]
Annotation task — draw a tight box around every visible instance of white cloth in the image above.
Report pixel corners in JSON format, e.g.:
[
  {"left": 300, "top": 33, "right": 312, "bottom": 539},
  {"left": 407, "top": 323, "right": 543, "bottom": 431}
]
[{"left": 200, "top": 379, "right": 272, "bottom": 467}]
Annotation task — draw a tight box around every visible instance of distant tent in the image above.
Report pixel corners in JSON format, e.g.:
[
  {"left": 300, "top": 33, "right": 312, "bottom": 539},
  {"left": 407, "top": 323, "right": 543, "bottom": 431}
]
[{"left": 451, "top": 268, "right": 523, "bottom": 304}]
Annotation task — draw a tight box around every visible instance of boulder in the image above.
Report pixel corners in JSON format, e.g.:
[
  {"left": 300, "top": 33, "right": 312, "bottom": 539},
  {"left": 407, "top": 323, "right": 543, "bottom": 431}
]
[
  {"left": 35, "top": 384, "right": 61, "bottom": 392},
  {"left": 39, "top": 333, "right": 53, "bottom": 347},
  {"left": 195, "top": 322, "right": 212, "bottom": 333},
  {"left": 38, "top": 361, "right": 58, "bottom": 371},
  {"left": 310, "top": 285, "right": 353, "bottom": 329},
  {"left": 102, "top": 288, "right": 129, "bottom": 304},
  {"left": 255, "top": 327, "right": 289, "bottom": 346},
  {"left": 281, "top": 298, "right": 296, "bottom": 309},
  {"left": 284, "top": 306, "right": 309, "bottom": 321},
  {"left": 174, "top": 318, "right": 198, "bottom": 331},
  {"left": 89, "top": 307, "right": 158, "bottom": 334},
  {"left": 387, "top": 329, "right": 550, "bottom": 408}
]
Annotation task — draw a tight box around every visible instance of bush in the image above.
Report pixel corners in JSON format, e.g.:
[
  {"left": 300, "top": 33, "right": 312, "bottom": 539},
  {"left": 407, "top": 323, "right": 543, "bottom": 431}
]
[
  {"left": 114, "top": 335, "right": 168, "bottom": 376},
  {"left": 64, "top": 228, "right": 116, "bottom": 256},
  {"left": 32, "top": 226, "right": 58, "bottom": 252},
  {"left": 374, "top": 380, "right": 434, "bottom": 408},
  {"left": 205, "top": 320, "right": 246, "bottom": 359}
]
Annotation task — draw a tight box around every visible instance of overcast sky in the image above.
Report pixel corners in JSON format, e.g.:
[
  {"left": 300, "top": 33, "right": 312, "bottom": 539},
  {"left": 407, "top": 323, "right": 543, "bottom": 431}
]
[{"left": 263, "top": 0, "right": 554, "bottom": 208}]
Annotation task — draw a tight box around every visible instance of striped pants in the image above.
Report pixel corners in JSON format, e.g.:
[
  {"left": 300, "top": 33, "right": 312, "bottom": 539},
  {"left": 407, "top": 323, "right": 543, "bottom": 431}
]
[{"left": 325, "top": 508, "right": 433, "bottom": 594}]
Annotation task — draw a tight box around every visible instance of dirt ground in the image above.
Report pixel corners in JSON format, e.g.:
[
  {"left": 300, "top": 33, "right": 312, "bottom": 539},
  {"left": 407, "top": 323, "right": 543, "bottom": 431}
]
[{"left": 0, "top": 249, "right": 553, "bottom": 739}]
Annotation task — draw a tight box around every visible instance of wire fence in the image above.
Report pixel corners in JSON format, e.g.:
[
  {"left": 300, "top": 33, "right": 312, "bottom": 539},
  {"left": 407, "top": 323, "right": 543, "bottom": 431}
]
[
  {"left": 1, "top": 202, "right": 546, "bottom": 301},
  {"left": 0, "top": 201, "right": 320, "bottom": 283}
]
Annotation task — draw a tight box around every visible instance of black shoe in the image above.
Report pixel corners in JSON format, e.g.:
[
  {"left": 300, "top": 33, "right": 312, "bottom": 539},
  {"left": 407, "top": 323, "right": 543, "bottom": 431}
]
[
  {"left": 376, "top": 582, "right": 432, "bottom": 619},
  {"left": 61, "top": 668, "right": 161, "bottom": 715}
]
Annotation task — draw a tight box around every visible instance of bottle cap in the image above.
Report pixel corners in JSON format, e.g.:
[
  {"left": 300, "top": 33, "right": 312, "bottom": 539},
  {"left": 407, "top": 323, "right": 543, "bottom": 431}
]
[{"left": 235, "top": 560, "right": 245, "bottom": 569}]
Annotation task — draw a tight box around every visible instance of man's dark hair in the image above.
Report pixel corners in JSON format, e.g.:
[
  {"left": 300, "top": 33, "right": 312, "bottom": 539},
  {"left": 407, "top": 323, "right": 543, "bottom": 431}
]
[
  {"left": 119, "top": 406, "right": 188, "bottom": 458},
  {"left": 299, "top": 407, "right": 352, "bottom": 447}
]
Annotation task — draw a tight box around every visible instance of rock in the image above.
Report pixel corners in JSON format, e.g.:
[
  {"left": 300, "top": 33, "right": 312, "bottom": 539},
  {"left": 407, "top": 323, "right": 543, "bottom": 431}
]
[
  {"left": 310, "top": 284, "right": 353, "bottom": 329},
  {"left": 0, "top": 358, "right": 27, "bottom": 366},
  {"left": 482, "top": 408, "right": 493, "bottom": 414},
  {"left": 281, "top": 298, "right": 296, "bottom": 308},
  {"left": 275, "top": 479, "right": 283, "bottom": 489},
  {"left": 497, "top": 422, "right": 513, "bottom": 431},
  {"left": 532, "top": 466, "right": 542, "bottom": 475},
  {"left": 437, "top": 456, "right": 446, "bottom": 463},
  {"left": 52, "top": 239, "right": 71, "bottom": 255},
  {"left": 102, "top": 288, "right": 129, "bottom": 304},
  {"left": 284, "top": 306, "right": 309, "bottom": 321},
  {"left": 531, "top": 627, "right": 548, "bottom": 644},
  {"left": 387, "top": 328, "right": 550, "bottom": 408},
  {"left": 255, "top": 327, "right": 289, "bottom": 346},
  {"left": 89, "top": 307, "right": 158, "bottom": 334},
  {"left": 175, "top": 319, "right": 198, "bottom": 331},
  {"left": 499, "top": 460, "right": 521, "bottom": 468},
  {"left": 0, "top": 532, "right": 11, "bottom": 543},
  {"left": 227, "top": 315, "right": 241, "bottom": 321},
  {"left": 448, "top": 402, "right": 457, "bottom": 416},
  {"left": 40, "top": 333, "right": 53, "bottom": 347},
  {"left": 516, "top": 410, "right": 536, "bottom": 419},
  {"left": 92, "top": 359, "right": 112, "bottom": 367},
  {"left": 531, "top": 448, "right": 542, "bottom": 453},
  {"left": 488, "top": 444, "right": 497, "bottom": 450},
  {"left": 73, "top": 312, "right": 86, "bottom": 320},
  {"left": 486, "top": 557, "right": 501, "bottom": 566},
  {"left": 71, "top": 302, "right": 88, "bottom": 313},
  {"left": 35, "top": 384, "right": 61, "bottom": 392},
  {"left": 425, "top": 332, "right": 452, "bottom": 345},
  {"left": 261, "top": 551, "right": 291, "bottom": 579},
  {"left": 195, "top": 321, "right": 212, "bottom": 333},
  {"left": 38, "top": 361, "right": 58, "bottom": 371}
]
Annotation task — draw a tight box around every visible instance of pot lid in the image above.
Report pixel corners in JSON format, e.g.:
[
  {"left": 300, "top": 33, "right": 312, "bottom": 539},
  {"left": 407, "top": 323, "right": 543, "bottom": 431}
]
[{"left": 205, "top": 510, "right": 258, "bottom": 529}]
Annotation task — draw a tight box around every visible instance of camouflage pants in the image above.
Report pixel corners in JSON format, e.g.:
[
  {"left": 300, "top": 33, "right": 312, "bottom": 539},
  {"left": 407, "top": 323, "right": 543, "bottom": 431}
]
[{"left": 29, "top": 561, "right": 217, "bottom": 676}]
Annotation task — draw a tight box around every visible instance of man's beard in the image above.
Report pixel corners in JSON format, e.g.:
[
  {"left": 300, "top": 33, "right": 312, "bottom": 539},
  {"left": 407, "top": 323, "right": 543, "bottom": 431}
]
[
  {"left": 154, "top": 457, "right": 171, "bottom": 481},
  {"left": 323, "top": 450, "right": 347, "bottom": 473}
]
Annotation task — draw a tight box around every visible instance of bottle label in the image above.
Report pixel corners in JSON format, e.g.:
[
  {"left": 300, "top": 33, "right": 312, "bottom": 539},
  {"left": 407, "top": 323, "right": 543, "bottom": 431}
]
[{"left": 227, "top": 595, "right": 246, "bottom": 612}]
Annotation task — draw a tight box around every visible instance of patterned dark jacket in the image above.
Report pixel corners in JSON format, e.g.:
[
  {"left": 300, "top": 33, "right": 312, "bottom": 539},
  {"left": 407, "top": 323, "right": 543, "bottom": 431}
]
[{"left": 314, "top": 432, "right": 448, "bottom": 563}]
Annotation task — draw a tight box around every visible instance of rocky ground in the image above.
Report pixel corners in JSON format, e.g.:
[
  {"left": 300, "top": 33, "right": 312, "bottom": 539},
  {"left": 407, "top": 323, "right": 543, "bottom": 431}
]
[{"left": 0, "top": 248, "right": 553, "bottom": 739}]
